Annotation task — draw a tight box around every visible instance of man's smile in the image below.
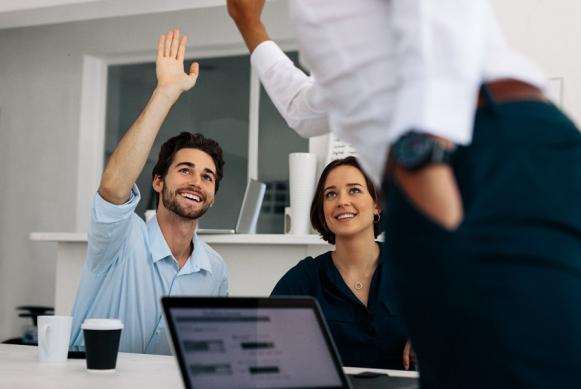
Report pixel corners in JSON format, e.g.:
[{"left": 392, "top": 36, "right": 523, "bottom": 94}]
[{"left": 179, "top": 191, "right": 202, "bottom": 203}]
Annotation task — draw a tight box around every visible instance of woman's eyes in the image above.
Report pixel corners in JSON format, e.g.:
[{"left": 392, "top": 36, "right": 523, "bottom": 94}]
[
  {"left": 325, "top": 187, "right": 363, "bottom": 199},
  {"left": 324, "top": 191, "right": 337, "bottom": 199}
]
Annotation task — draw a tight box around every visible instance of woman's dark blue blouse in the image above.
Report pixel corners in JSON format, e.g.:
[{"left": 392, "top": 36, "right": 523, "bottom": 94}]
[{"left": 271, "top": 250, "right": 408, "bottom": 369}]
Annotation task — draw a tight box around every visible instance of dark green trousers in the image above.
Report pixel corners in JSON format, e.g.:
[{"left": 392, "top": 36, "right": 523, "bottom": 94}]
[{"left": 383, "top": 89, "right": 581, "bottom": 388}]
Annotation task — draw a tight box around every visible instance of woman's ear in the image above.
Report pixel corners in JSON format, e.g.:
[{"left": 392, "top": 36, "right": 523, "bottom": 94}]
[{"left": 374, "top": 201, "right": 382, "bottom": 216}]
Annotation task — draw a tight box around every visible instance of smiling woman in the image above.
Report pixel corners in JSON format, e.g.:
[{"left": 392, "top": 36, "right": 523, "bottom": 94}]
[
  {"left": 310, "top": 157, "right": 382, "bottom": 246},
  {"left": 271, "top": 157, "right": 414, "bottom": 370}
]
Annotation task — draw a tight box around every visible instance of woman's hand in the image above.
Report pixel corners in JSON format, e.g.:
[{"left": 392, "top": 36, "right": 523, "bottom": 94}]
[{"left": 402, "top": 339, "right": 416, "bottom": 370}]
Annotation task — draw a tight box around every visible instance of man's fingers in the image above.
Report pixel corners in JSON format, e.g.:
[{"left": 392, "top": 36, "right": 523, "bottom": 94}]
[
  {"left": 189, "top": 62, "right": 199, "bottom": 78},
  {"left": 164, "top": 30, "right": 173, "bottom": 57},
  {"left": 178, "top": 35, "right": 187, "bottom": 61},
  {"left": 170, "top": 29, "right": 180, "bottom": 58}
]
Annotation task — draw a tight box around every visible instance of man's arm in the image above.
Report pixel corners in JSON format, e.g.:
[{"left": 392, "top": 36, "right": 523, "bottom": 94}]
[{"left": 99, "top": 29, "right": 199, "bottom": 204}]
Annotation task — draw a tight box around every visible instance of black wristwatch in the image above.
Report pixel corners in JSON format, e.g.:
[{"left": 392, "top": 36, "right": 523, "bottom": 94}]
[{"left": 392, "top": 131, "right": 455, "bottom": 170}]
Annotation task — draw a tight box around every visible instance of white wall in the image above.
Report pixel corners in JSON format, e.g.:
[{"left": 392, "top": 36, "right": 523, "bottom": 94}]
[
  {"left": 0, "top": 1, "right": 294, "bottom": 341},
  {"left": 1, "top": 0, "right": 580, "bottom": 341},
  {"left": 492, "top": 0, "right": 581, "bottom": 124}
]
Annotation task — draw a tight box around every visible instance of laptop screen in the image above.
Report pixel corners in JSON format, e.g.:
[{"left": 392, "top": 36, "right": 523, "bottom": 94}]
[{"left": 163, "top": 298, "right": 348, "bottom": 389}]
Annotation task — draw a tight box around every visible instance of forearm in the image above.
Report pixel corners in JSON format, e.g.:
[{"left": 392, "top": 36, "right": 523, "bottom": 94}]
[
  {"left": 394, "top": 164, "right": 463, "bottom": 230},
  {"left": 227, "top": 0, "right": 270, "bottom": 54},
  {"left": 99, "top": 86, "right": 179, "bottom": 204},
  {"left": 234, "top": 20, "right": 270, "bottom": 53}
]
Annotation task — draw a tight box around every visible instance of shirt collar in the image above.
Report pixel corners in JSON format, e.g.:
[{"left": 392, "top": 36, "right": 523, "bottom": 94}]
[
  {"left": 147, "top": 217, "right": 212, "bottom": 274},
  {"left": 148, "top": 216, "right": 172, "bottom": 263},
  {"left": 184, "top": 232, "right": 213, "bottom": 274}
]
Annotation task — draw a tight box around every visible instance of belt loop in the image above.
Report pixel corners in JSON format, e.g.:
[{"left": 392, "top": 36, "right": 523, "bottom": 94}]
[{"left": 479, "top": 83, "right": 497, "bottom": 110}]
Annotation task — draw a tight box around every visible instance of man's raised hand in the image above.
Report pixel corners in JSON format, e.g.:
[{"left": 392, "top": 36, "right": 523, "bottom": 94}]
[{"left": 156, "top": 29, "right": 199, "bottom": 100}]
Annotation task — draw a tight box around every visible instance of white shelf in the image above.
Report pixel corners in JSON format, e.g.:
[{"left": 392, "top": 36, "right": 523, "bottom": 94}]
[
  {"left": 29, "top": 232, "right": 330, "bottom": 246},
  {"left": 201, "top": 234, "right": 329, "bottom": 245},
  {"left": 30, "top": 232, "right": 87, "bottom": 242}
]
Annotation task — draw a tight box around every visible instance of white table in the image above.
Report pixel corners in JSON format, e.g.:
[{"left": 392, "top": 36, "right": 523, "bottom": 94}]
[
  {"left": 0, "top": 344, "right": 418, "bottom": 388},
  {"left": 0, "top": 344, "right": 182, "bottom": 389}
]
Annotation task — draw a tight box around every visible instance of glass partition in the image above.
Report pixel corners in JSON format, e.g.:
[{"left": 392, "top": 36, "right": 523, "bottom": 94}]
[
  {"left": 257, "top": 52, "right": 309, "bottom": 233},
  {"left": 105, "top": 54, "right": 250, "bottom": 229}
]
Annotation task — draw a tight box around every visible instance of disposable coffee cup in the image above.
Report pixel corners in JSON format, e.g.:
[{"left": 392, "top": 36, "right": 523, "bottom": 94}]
[{"left": 81, "top": 319, "right": 123, "bottom": 372}]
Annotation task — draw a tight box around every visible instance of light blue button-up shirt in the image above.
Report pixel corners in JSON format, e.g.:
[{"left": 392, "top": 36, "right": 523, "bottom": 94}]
[{"left": 70, "top": 186, "right": 228, "bottom": 354}]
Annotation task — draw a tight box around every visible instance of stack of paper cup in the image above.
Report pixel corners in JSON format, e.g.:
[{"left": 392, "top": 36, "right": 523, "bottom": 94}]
[{"left": 288, "top": 152, "right": 318, "bottom": 235}]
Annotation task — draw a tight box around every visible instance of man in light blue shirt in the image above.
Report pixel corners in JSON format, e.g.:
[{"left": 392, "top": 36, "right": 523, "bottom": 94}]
[{"left": 70, "top": 29, "right": 228, "bottom": 354}]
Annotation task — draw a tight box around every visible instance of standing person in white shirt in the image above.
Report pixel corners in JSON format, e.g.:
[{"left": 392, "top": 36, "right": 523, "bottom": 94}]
[{"left": 227, "top": 0, "right": 581, "bottom": 387}]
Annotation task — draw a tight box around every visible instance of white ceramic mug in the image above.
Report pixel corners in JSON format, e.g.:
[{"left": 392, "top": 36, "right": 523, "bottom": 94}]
[{"left": 37, "top": 315, "right": 72, "bottom": 362}]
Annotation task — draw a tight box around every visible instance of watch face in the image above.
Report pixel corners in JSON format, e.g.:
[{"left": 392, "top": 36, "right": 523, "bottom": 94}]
[{"left": 394, "top": 132, "right": 434, "bottom": 169}]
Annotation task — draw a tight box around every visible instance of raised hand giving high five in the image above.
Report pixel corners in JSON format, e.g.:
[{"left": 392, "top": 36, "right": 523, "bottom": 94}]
[{"left": 156, "top": 29, "right": 199, "bottom": 99}]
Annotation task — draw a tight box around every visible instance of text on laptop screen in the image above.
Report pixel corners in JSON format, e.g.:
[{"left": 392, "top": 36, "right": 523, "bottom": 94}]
[{"left": 169, "top": 307, "right": 344, "bottom": 389}]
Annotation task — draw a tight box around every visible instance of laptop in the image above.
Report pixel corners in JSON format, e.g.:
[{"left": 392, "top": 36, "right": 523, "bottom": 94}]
[
  {"left": 197, "top": 179, "right": 266, "bottom": 235},
  {"left": 162, "top": 297, "right": 419, "bottom": 389}
]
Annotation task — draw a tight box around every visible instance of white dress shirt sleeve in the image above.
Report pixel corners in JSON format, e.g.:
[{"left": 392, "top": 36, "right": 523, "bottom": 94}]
[{"left": 251, "top": 40, "right": 330, "bottom": 138}]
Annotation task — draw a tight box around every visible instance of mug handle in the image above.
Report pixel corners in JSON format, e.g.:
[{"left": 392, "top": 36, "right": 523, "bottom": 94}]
[{"left": 39, "top": 323, "right": 51, "bottom": 354}]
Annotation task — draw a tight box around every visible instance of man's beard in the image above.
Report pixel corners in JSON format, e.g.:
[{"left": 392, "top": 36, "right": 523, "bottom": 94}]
[{"left": 161, "top": 185, "right": 211, "bottom": 220}]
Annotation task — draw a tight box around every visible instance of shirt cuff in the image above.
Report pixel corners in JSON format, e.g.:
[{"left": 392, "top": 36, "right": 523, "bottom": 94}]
[
  {"left": 251, "top": 40, "right": 292, "bottom": 78},
  {"left": 93, "top": 185, "right": 140, "bottom": 224},
  {"left": 389, "top": 78, "right": 480, "bottom": 146}
]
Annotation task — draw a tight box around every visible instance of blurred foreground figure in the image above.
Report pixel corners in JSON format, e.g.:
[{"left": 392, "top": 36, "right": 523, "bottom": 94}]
[{"left": 228, "top": 0, "right": 581, "bottom": 387}]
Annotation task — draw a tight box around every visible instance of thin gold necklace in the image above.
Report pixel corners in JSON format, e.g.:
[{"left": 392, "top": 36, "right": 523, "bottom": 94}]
[{"left": 332, "top": 247, "right": 379, "bottom": 292}]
